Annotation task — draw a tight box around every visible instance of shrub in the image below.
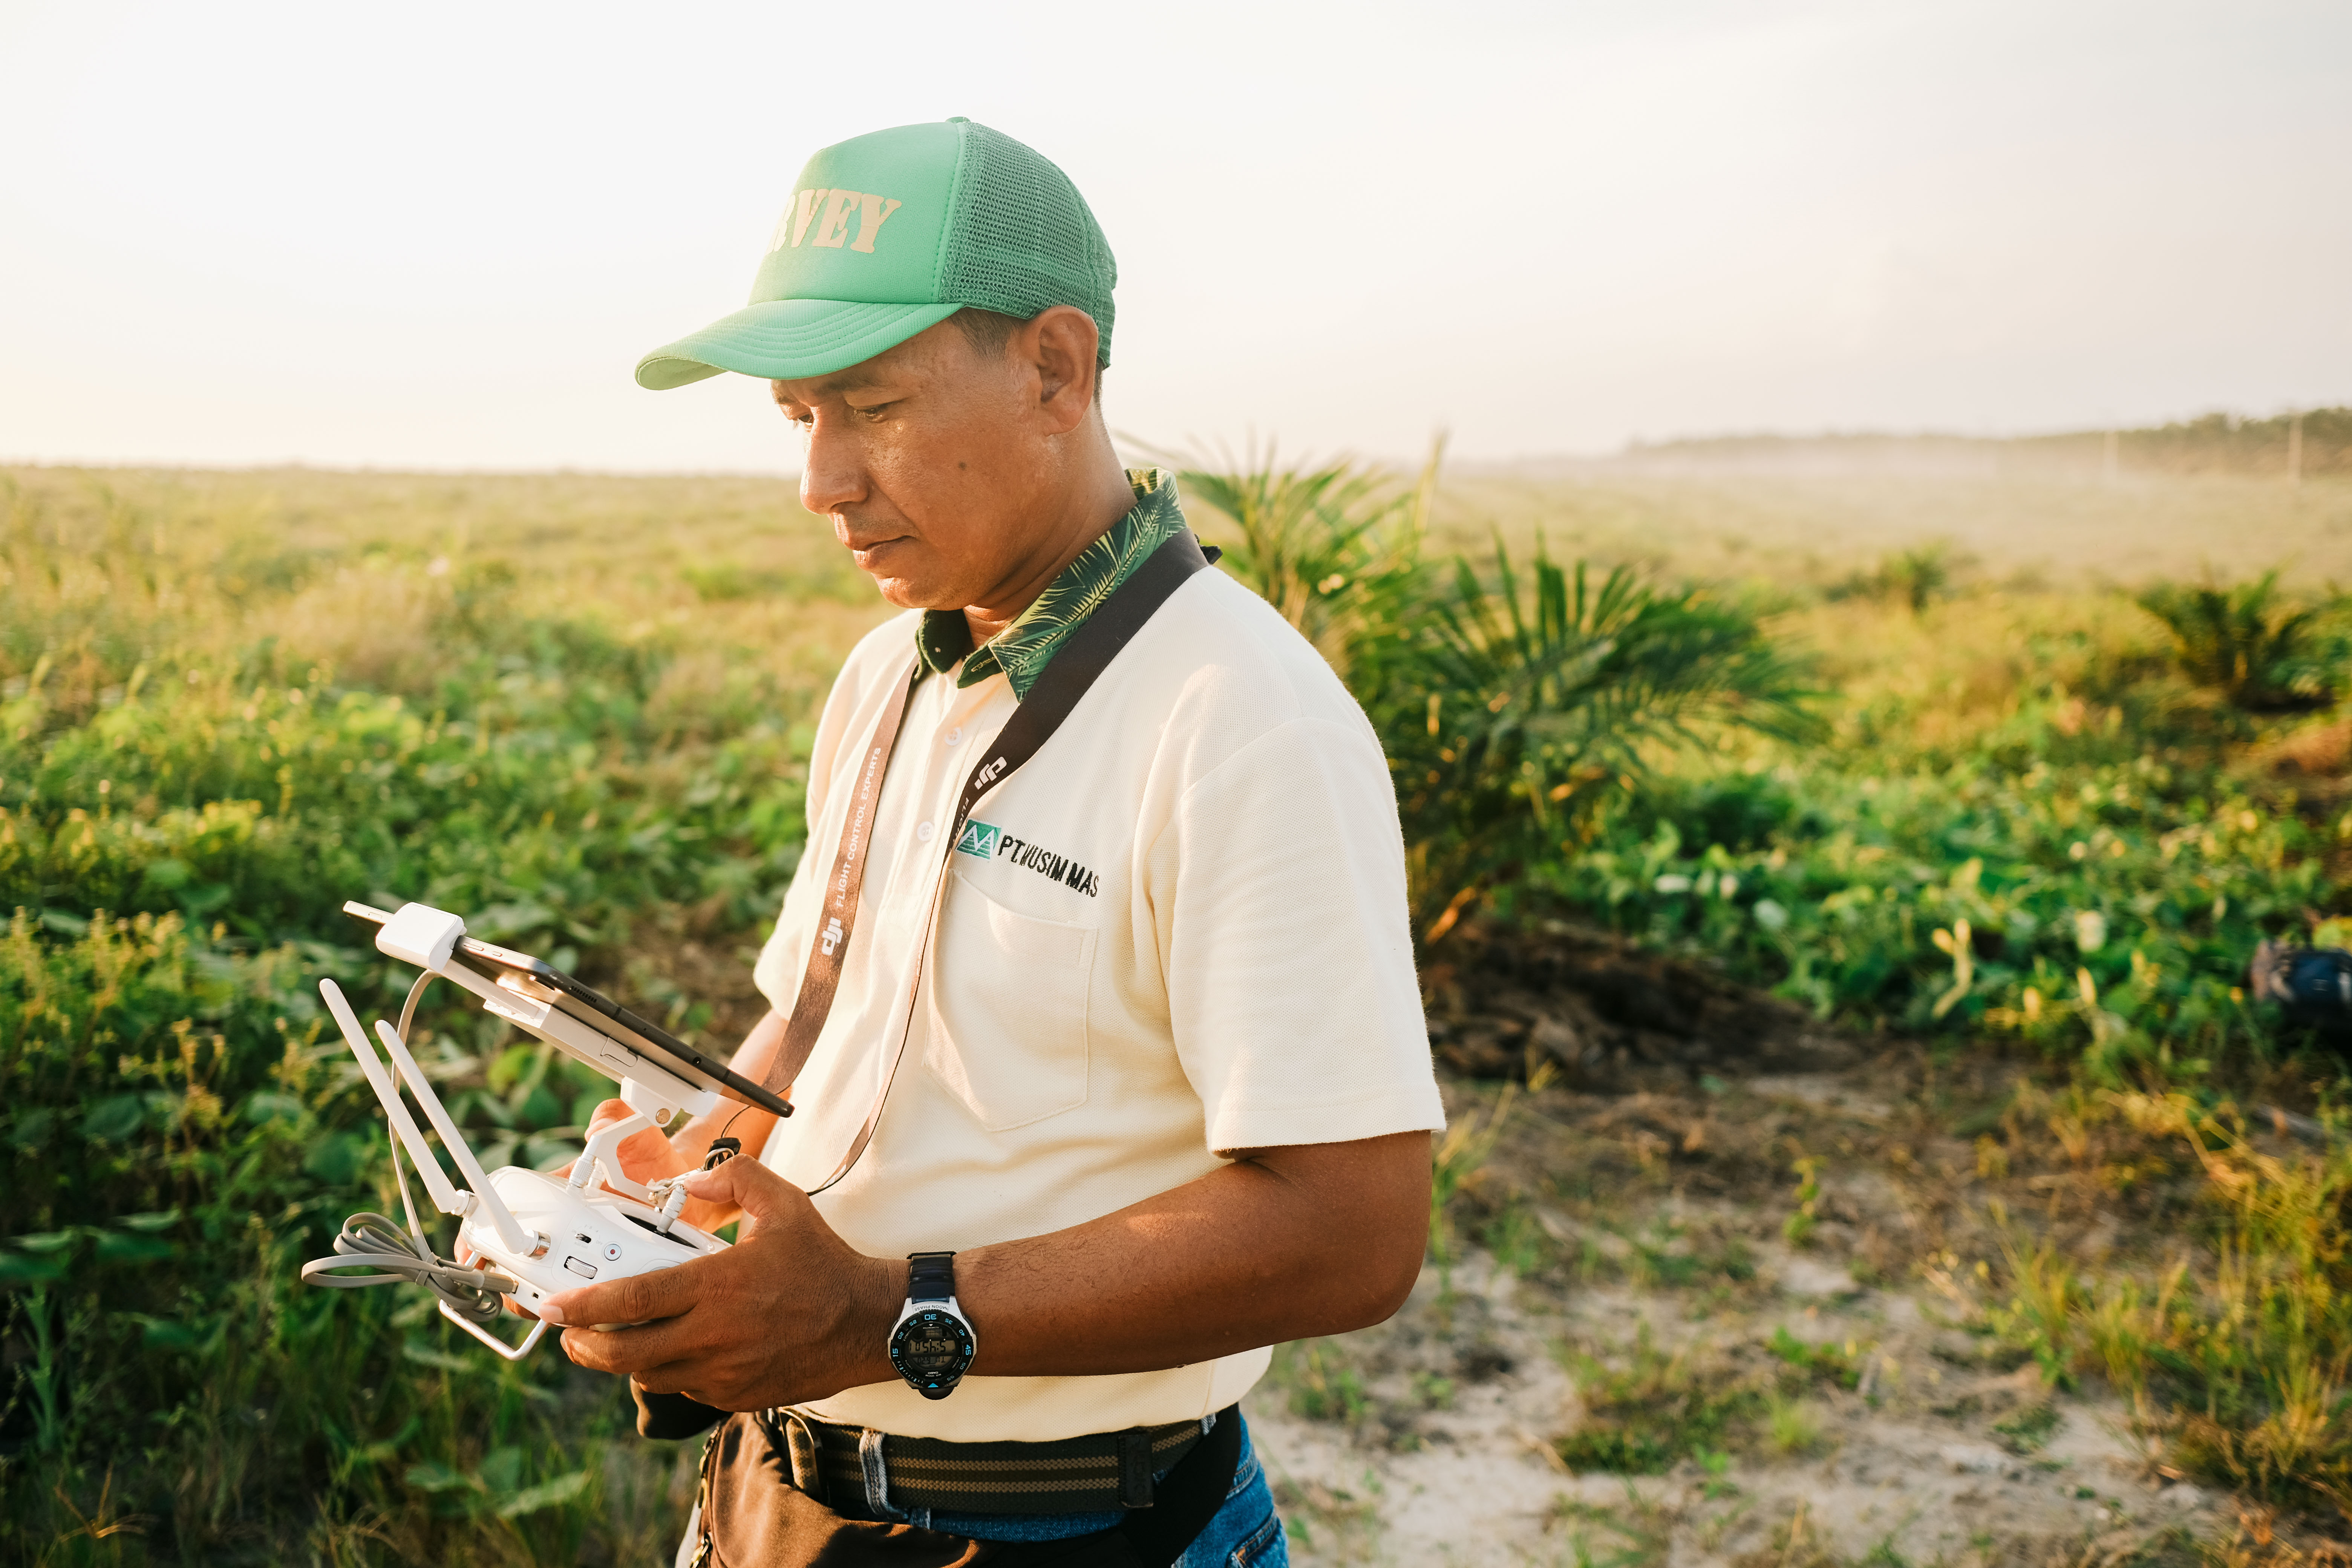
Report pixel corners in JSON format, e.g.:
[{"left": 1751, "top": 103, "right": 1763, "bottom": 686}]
[
  {"left": 1827, "top": 541, "right": 1964, "bottom": 613},
  {"left": 1184, "top": 452, "right": 1821, "bottom": 941},
  {"left": 0, "top": 469, "right": 823, "bottom": 1560},
  {"left": 0, "top": 910, "right": 681, "bottom": 1563},
  {"left": 1177, "top": 442, "right": 1434, "bottom": 679},
  {"left": 1535, "top": 756, "right": 2321, "bottom": 1070},
  {"left": 1361, "top": 543, "right": 1819, "bottom": 939},
  {"left": 2138, "top": 573, "right": 2349, "bottom": 711},
  {"left": 1554, "top": 1329, "right": 1761, "bottom": 1474},
  {"left": 2, "top": 619, "right": 810, "bottom": 964}
]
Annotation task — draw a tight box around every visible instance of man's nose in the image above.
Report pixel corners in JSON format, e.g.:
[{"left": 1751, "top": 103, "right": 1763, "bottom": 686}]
[{"left": 799, "top": 417, "right": 867, "bottom": 518}]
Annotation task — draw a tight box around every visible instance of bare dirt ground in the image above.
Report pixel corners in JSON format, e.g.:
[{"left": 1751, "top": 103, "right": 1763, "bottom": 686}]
[{"left": 1238, "top": 926, "right": 2269, "bottom": 1567}]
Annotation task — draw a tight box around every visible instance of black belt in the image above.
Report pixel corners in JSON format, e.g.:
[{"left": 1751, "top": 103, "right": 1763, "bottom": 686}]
[{"left": 782, "top": 1408, "right": 1223, "bottom": 1515}]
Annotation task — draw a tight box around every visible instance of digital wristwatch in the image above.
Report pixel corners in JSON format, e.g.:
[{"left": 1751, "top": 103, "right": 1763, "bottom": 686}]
[{"left": 888, "top": 1252, "right": 977, "bottom": 1400}]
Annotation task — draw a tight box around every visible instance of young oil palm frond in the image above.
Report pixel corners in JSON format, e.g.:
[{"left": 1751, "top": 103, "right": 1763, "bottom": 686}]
[
  {"left": 1366, "top": 540, "right": 1821, "bottom": 941},
  {"left": 1175, "top": 439, "right": 1440, "bottom": 677},
  {"left": 1823, "top": 541, "right": 1968, "bottom": 612},
  {"left": 1171, "top": 445, "right": 1818, "bottom": 943},
  {"left": 2136, "top": 573, "right": 2346, "bottom": 711}
]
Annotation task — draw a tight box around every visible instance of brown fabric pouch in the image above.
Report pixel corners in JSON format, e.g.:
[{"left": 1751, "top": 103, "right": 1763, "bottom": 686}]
[
  {"left": 693, "top": 1407, "right": 1239, "bottom": 1568},
  {"left": 696, "top": 1410, "right": 996, "bottom": 1567}
]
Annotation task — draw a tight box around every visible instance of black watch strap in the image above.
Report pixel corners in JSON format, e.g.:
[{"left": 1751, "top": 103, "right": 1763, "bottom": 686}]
[{"left": 907, "top": 1251, "right": 956, "bottom": 1302}]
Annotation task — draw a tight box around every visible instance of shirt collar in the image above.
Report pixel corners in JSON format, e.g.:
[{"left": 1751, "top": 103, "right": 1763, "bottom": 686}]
[{"left": 916, "top": 467, "right": 1191, "bottom": 700}]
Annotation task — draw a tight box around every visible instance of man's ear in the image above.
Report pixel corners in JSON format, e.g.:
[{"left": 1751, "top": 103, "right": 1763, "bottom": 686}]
[{"left": 1022, "top": 306, "right": 1101, "bottom": 435}]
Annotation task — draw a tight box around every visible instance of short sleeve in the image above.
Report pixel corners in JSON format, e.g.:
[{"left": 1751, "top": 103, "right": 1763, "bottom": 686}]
[{"left": 1152, "top": 715, "right": 1445, "bottom": 1154}]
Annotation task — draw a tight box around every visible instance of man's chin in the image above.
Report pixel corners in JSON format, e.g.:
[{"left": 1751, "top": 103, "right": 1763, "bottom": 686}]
[{"left": 865, "top": 575, "right": 957, "bottom": 613}]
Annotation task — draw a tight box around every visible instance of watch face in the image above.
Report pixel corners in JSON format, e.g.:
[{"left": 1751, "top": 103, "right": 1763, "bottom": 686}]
[{"left": 890, "top": 1308, "right": 974, "bottom": 1393}]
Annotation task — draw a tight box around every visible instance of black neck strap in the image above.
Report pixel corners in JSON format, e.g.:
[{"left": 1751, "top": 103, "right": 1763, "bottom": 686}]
[
  {"left": 946, "top": 529, "right": 1216, "bottom": 840},
  {"left": 779, "top": 529, "right": 1218, "bottom": 1192},
  {"left": 762, "top": 529, "right": 1213, "bottom": 1109}
]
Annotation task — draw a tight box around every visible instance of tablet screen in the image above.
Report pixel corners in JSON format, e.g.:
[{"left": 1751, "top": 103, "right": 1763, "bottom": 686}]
[{"left": 342, "top": 902, "right": 790, "bottom": 1118}]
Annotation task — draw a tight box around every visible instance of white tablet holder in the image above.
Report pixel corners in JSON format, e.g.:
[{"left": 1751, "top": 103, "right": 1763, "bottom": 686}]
[{"left": 306, "top": 902, "right": 729, "bottom": 1359}]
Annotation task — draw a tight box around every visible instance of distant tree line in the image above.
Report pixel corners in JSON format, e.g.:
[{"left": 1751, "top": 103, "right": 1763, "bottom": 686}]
[
  {"left": 1619, "top": 407, "right": 2352, "bottom": 479},
  {"left": 2010, "top": 408, "right": 2351, "bottom": 479}
]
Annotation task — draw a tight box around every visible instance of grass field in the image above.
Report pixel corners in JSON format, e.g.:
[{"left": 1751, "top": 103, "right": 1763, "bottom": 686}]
[
  {"left": 4, "top": 449, "right": 2350, "bottom": 1564},
  {"left": 1441, "top": 462, "right": 2352, "bottom": 591}
]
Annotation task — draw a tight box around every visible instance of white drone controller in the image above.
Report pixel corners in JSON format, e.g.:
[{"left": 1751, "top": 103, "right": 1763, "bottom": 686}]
[{"left": 315, "top": 902, "right": 730, "bottom": 1359}]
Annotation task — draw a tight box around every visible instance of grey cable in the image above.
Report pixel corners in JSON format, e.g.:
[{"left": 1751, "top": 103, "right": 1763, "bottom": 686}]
[
  {"left": 302, "top": 970, "right": 516, "bottom": 1322},
  {"left": 300, "top": 1212, "right": 514, "bottom": 1322}
]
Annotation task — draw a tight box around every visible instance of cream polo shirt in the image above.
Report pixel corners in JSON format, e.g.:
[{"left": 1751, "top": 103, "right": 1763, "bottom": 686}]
[{"left": 751, "top": 565, "right": 1444, "bottom": 1442}]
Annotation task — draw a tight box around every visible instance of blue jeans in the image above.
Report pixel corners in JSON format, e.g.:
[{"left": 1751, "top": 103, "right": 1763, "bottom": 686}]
[{"left": 906, "top": 1415, "right": 1286, "bottom": 1565}]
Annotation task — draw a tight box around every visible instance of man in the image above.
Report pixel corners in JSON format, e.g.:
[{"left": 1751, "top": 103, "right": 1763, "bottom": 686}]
[{"left": 540, "top": 118, "right": 1444, "bottom": 1568}]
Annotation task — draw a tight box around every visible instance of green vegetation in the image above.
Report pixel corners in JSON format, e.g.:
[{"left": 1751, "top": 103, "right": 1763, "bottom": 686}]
[
  {"left": 1828, "top": 541, "right": 1962, "bottom": 613},
  {"left": 1425, "top": 1067, "right": 1558, "bottom": 1274},
  {"left": 1992, "top": 1401, "right": 2063, "bottom": 1455},
  {"left": 1171, "top": 441, "right": 1434, "bottom": 676},
  {"left": 1, "top": 910, "right": 684, "bottom": 1565},
  {"left": 1551, "top": 1325, "right": 1880, "bottom": 1479},
  {"left": 1554, "top": 1330, "right": 1763, "bottom": 1475},
  {"left": 2137, "top": 573, "right": 2349, "bottom": 712},
  {"left": 1547, "top": 1491, "right": 1674, "bottom": 1568},
  {"left": 1946, "top": 1089, "right": 2352, "bottom": 1522},
  {"left": 1187, "top": 453, "right": 1819, "bottom": 940},
  {"left": 1268, "top": 1339, "right": 1372, "bottom": 1426},
  {"left": 1767, "top": 1327, "right": 1863, "bottom": 1391},
  {"left": 1762, "top": 1393, "right": 1826, "bottom": 1458},
  {"left": 1624, "top": 1219, "right": 1756, "bottom": 1290},
  {"left": 1524, "top": 590, "right": 2341, "bottom": 1078},
  {"left": 2, "top": 466, "right": 862, "bottom": 1564},
  {"left": 3, "top": 452, "right": 2350, "bottom": 1555}
]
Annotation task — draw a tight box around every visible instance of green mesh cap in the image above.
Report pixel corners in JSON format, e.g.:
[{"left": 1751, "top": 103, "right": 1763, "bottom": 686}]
[{"left": 634, "top": 118, "right": 1117, "bottom": 390}]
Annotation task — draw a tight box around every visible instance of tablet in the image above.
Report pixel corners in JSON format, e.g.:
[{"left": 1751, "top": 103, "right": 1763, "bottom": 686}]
[{"left": 341, "top": 901, "right": 791, "bottom": 1118}]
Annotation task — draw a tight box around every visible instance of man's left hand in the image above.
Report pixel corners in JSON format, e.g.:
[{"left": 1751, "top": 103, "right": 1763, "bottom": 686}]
[{"left": 539, "top": 1156, "right": 899, "bottom": 1411}]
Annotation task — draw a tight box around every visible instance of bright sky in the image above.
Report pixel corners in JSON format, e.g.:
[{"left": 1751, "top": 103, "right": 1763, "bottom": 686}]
[{"left": 3, "top": 1, "right": 2347, "bottom": 472}]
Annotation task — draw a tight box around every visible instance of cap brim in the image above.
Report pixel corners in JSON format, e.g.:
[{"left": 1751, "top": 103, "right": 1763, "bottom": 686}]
[{"left": 634, "top": 298, "right": 965, "bottom": 390}]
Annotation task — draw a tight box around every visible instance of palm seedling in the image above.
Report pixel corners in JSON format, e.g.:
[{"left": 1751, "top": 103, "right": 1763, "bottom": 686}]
[
  {"left": 1363, "top": 541, "right": 1821, "bottom": 942},
  {"left": 2136, "top": 573, "right": 2347, "bottom": 711},
  {"left": 1180, "top": 447, "right": 1821, "bottom": 945},
  {"left": 1175, "top": 439, "right": 1438, "bottom": 679}
]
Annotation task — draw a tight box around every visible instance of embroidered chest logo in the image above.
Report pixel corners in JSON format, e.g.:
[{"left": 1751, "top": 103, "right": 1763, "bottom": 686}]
[
  {"left": 956, "top": 820, "right": 1099, "bottom": 897},
  {"left": 995, "top": 834, "right": 1101, "bottom": 898},
  {"left": 767, "top": 188, "right": 904, "bottom": 254}
]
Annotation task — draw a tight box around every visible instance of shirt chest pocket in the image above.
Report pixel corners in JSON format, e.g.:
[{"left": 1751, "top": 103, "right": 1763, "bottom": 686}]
[{"left": 925, "top": 871, "right": 1095, "bottom": 1131}]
